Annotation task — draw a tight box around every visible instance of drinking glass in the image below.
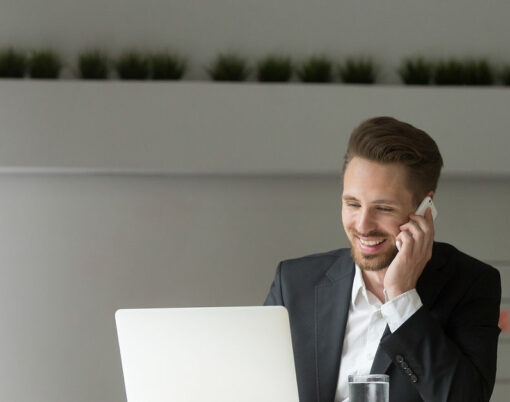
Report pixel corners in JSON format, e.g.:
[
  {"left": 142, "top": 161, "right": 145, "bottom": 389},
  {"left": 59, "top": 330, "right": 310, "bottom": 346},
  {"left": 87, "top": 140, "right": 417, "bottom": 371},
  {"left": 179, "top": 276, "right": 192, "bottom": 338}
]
[{"left": 348, "top": 374, "right": 389, "bottom": 402}]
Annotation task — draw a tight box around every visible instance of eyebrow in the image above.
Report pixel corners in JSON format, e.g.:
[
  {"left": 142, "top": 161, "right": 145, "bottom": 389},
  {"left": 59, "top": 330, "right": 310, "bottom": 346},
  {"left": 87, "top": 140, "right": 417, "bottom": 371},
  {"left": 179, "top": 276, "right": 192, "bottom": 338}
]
[{"left": 342, "top": 195, "right": 399, "bottom": 206}]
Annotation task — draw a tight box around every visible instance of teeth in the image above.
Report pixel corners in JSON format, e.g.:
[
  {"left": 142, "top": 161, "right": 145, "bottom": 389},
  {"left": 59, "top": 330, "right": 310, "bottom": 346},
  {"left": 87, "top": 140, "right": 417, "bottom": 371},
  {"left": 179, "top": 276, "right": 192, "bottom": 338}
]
[{"left": 359, "top": 238, "right": 384, "bottom": 246}]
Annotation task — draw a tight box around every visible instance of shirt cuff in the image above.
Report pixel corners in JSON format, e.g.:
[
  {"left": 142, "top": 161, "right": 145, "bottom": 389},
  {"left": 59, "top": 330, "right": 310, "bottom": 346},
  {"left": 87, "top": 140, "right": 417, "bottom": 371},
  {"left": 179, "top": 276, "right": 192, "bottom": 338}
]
[{"left": 380, "top": 289, "right": 423, "bottom": 332}]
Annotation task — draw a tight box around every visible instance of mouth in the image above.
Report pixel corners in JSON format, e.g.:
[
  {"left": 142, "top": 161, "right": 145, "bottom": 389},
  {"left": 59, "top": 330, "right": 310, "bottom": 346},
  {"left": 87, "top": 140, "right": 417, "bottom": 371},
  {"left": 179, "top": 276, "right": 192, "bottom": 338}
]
[{"left": 356, "top": 237, "right": 387, "bottom": 254}]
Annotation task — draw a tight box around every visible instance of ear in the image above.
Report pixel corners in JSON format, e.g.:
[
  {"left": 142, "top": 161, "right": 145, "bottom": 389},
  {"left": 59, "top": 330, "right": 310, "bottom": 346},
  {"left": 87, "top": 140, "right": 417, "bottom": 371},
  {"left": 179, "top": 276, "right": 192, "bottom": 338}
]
[{"left": 427, "top": 190, "right": 435, "bottom": 200}]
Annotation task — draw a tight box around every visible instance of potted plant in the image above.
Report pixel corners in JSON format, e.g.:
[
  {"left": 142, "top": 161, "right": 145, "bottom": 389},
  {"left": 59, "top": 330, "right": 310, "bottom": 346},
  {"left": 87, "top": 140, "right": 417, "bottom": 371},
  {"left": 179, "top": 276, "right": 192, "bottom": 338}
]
[
  {"left": 0, "top": 48, "right": 27, "bottom": 78},
  {"left": 398, "top": 57, "right": 433, "bottom": 85},
  {"left": 150, "top": 53, "right": 187, "bottom": 80},
  {"left": 502, "top": 66, "right": 510, "bottom": 86},
  {"left": 78, "top": 50, "right": 109, "bottom": 79},
  {"left": 115, "top": 51, "right": 149, "bottom": 80},
  {"left": 433, "top": 59, "right": 465, "bottom": 85},
  {"left": 339, "top": 58, "right": 376, "bottom": 84},
  {"left": 297, "top": 56, "right": 333, "bottom": 83},
  {"left": 207, "top": 53, "right": 250, "bottom": 81},
  {"left": 256, "top": 55, "right": 293, "bottom": 82},
  {"left": 462, "top": 59, "right": 494, "bottom": 85},
  {"left": 28, "top": 50, "right": 62, "bottom": 79}
]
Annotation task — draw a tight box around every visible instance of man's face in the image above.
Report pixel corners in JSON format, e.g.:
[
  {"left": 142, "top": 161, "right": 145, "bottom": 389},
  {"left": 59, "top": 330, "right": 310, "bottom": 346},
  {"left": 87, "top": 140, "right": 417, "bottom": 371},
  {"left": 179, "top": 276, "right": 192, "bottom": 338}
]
[{"left": 342, "top": 157, "right": 416, "bottom": 271}]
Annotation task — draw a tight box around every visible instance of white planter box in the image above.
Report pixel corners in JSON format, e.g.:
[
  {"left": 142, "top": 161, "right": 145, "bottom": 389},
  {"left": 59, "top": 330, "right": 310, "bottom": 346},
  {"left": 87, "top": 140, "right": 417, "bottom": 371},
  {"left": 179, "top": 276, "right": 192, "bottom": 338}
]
[{"left": 0, "top": 80, "right": 508, "bottom": 176}]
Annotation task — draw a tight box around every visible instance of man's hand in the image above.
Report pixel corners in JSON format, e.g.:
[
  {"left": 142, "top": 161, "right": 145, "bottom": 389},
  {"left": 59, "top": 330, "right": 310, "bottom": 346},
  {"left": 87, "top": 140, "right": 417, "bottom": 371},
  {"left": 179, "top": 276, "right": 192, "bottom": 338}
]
[{"left": 384, "top": 207, "right": 434, "bottom": 300}]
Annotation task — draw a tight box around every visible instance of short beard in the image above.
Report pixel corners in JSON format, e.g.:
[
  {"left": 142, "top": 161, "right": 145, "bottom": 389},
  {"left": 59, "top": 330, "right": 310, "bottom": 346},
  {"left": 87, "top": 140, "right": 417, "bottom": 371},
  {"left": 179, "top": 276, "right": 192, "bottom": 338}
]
[{"left": 349, "top": 237, "right": 398, "bottom": 272}]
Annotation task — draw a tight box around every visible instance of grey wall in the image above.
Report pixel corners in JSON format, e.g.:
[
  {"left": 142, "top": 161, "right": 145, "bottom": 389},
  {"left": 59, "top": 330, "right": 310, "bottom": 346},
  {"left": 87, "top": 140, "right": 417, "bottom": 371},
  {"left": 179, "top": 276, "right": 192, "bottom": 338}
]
[
  {"left": 2, "top": 82, "right": 510, "bottom": 177},
  {"left": 0, "top": 173, "right": 509, "bottom": 401}
]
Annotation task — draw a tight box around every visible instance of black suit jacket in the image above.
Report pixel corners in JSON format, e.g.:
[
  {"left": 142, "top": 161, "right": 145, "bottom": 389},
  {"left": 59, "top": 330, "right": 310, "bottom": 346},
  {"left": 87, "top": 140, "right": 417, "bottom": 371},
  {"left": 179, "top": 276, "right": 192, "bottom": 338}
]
[{"left": 264, "top": 242, "right": 501, "bottom": 402}]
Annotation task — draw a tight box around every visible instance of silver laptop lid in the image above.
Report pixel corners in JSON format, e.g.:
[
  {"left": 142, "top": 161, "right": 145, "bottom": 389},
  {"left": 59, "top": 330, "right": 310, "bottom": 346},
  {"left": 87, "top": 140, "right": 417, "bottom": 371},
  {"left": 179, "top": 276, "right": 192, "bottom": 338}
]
[{"left": 115, "top": 306, "right": 299, "bottom": 402}]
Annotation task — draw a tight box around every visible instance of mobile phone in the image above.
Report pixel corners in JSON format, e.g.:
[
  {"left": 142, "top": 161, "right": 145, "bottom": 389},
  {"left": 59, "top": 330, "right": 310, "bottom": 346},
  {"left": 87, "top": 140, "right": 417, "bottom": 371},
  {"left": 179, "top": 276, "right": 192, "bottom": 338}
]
[{"left": 396, "top": 196, "right": 437, "bottom": 251}]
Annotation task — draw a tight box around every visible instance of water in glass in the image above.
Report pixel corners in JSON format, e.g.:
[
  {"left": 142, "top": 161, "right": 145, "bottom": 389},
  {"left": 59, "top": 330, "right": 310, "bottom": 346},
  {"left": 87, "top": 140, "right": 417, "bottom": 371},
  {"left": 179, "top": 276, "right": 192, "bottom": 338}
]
[{"left": 348, "top": 381, "right": 389, "bottom": 402}]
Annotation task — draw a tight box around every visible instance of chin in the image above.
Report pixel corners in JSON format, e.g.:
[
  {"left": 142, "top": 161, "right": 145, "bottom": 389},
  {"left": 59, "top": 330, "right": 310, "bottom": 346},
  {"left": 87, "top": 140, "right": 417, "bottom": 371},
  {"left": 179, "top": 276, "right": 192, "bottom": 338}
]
[{"left": 350, "top": 242, "right": 397, "bottom": 272}]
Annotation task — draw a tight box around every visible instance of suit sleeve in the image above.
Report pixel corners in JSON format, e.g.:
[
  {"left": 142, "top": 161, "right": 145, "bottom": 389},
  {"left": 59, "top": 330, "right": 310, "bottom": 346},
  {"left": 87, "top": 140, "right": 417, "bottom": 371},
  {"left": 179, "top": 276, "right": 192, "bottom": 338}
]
[
  {"left": 264, "top": 262, "right": 284, "bottom": 306},
  {"left": 380, "top": 266, "right": 501, "bottom": 402}
]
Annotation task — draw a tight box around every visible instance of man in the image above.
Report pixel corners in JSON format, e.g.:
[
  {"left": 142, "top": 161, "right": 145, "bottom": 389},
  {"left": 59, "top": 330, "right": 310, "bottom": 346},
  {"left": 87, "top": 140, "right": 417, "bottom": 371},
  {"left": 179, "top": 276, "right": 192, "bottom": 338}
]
[{"left": 264, "top": 117, "right": 501, "bottom": 402}]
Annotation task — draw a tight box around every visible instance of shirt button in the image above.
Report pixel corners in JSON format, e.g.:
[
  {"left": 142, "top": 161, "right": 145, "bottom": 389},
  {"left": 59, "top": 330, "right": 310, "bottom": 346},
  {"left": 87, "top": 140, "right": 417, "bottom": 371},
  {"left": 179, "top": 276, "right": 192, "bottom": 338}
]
[
  {"left": 410, "top": 374, "right": 418, "bottom": 383},
  {"left": 395, "top": 355, "right": 404, "bottom": 364},
  {"left": 405, "top": 368, "right": 413, "bottom": 375},
  {"left": 401, "top": 361, "right": 409, "bottom": 369}
]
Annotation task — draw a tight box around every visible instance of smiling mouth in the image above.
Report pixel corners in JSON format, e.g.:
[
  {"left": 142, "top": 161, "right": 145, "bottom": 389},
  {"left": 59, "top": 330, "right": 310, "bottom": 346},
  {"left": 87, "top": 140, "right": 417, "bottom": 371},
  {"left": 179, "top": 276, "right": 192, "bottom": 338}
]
[
  {"left": 355, "top": 236, "right": 387, "bottom": 254},
  {"left": 358, "top": 238, "right": 385, "bottom": 246}
]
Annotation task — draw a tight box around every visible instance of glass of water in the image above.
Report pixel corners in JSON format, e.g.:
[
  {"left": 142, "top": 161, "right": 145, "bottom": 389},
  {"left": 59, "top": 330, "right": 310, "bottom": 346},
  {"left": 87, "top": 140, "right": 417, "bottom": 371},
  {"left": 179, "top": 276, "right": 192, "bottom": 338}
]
[{"left": 348, "top": 374, "right": 389, "bottom": 402}]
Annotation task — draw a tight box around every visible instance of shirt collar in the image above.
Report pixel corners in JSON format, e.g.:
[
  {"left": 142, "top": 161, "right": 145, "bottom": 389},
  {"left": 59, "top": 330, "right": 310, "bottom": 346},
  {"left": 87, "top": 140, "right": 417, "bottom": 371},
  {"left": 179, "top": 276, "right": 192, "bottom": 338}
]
[
  {"left": 351, "top": 264, "right": 382, "bottom": 307},
  {"left": 351, "top": 264, "right": 366, "bottom": 306}
]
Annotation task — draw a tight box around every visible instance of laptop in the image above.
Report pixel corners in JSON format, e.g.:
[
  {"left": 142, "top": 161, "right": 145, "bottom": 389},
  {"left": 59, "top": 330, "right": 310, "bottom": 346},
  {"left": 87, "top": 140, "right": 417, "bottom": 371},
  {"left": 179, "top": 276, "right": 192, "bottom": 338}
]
[{"left": 115, "top": 306, "right": 299, "bottom": 402}]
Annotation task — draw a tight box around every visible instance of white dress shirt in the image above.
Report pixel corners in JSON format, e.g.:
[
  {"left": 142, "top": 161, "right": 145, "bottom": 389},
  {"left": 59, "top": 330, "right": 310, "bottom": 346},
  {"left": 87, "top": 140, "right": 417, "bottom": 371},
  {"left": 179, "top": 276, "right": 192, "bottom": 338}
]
[{"left": 334, "top": 265, "right": 423, "bottom": 402}]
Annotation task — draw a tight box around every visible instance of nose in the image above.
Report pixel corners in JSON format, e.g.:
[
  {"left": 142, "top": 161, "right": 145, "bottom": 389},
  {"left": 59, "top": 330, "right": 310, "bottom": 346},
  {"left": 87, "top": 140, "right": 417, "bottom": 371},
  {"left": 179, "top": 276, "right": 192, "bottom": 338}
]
[{"left": 356, "top": 207, "right": 377, "bottom": 235}]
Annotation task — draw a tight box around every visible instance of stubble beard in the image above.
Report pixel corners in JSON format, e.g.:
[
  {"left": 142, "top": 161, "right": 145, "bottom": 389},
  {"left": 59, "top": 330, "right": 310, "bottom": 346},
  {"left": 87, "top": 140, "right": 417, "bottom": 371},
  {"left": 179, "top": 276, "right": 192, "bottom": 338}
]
[{"left": 349, "top": 234, "right": 398, "bottom": 272}]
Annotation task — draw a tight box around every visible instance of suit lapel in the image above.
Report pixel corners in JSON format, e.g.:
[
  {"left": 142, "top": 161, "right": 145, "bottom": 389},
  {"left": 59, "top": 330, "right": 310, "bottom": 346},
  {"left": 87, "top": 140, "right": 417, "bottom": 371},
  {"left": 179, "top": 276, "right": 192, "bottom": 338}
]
[
  {"left": 370, "top": 325, "right": 392, "bottom": 374},
  {"left": 315, "top": 251, "right": 355, "bottom": 402},
  {"left": 415, "top": 248, "right": 449, "bottom": 308},
  {"left": 370, "top": 243, "right": 450, "bottom": 375}
]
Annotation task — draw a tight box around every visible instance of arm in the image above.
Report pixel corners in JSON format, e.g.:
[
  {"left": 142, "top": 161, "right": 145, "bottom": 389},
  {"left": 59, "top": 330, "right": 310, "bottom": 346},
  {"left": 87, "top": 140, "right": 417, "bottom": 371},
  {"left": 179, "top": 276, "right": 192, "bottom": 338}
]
[{"left": 380, "top": 266, "right": 501, "bottom": 402}]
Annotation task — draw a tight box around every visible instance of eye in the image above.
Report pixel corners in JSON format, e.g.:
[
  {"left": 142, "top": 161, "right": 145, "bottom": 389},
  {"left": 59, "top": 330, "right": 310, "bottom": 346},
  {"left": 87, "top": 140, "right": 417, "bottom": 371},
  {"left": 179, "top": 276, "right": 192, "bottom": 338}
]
[
  {"left": 345, "top": 203, "right": 360, "bottom": 208},
  {"left": 377, "top": 207, "right": 393, "bottom": 212}
]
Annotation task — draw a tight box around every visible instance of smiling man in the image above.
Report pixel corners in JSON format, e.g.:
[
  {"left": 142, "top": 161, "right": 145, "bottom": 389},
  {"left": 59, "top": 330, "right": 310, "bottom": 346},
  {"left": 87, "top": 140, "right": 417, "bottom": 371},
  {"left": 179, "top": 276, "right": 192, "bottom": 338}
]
[{"left": 265, "top": 117, "right": 501, "bottom": 402}]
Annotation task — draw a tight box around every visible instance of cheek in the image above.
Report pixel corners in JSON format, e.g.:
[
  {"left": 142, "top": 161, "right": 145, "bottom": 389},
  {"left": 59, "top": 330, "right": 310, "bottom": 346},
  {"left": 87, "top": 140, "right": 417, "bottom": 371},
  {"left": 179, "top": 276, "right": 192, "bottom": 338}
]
[
  {"left": 341, "top": 208, "right": 353, "bottom": 228},
  {"left": 341, "top": 212, "right": 360, "bottom": 239},
  {"left": 382, "top": 216, "right": 405, "bottom": 235}
]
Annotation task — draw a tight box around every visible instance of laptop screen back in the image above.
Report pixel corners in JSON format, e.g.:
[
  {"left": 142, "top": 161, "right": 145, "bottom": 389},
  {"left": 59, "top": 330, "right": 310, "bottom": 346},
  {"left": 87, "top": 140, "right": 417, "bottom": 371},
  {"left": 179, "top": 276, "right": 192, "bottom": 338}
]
[{"left": 115, "top": 306, "right": 299, "bottom": 402}]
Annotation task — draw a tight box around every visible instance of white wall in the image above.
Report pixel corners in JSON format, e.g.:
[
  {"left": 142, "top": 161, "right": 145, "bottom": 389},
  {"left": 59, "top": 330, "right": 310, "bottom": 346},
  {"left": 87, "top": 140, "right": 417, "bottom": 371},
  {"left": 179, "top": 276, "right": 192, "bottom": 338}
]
[{"left": 1, "top": 0, "right": 510, "bottom": 82}]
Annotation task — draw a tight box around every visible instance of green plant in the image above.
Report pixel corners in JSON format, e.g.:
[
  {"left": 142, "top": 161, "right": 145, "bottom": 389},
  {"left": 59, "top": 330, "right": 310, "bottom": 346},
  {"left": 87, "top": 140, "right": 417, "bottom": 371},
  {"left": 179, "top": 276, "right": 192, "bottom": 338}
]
[
  {"left": 297, "top": 56, "right": 333, "bottom": 83},
  {"left": 28, "top": 50, "right": 61, "bottom": 79},
  {"left": 398, "top": 57, "right": 433, "bottom": 85},
  {"left": 433, "top": 59, "right": 465, "bottom": 85},
  {"left": 207, "top": 53, "right": 250, "bottom": 81},
  {"left": 463, "top": 59, "right": 493, "bottom": 85},
  {"left": 150, "top": 53, "right": 186, "bottom": 80},
  {"left": 256, "top": 56, "right": 292, "bottom": 82},
  {"left": 339, "top": 58, "right": 376, "bottom": 84},
  {"left": 115, "top": 52, "right": 149, "bottom": 80},
  {"left": 502, "top": 66, "right": 510, "bottom": 86},
  {"left": 0, "top": 48, "right": 27, "bottom": 78},
  {"left": 78, "top": 50, "right": 109, "bottom": 79}
]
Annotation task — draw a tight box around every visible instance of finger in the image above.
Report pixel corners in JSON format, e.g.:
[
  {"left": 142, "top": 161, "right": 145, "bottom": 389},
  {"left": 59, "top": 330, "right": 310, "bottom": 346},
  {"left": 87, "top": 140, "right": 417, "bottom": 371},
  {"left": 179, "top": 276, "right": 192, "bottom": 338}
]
[
  {"left": 395, "top": 229, "right": 403, "bottom": 249},
  {"left": 395, "top": 229, "right": 407, "bottom": 249},
  {"left": 409, "top": 213, "right": 434, "bottom": 238},
  {"left": 401, "top": 220, "right": 425, "bottom": 249},
  {"left": 399, "top": 230, "right": 414, "bottom": 256},
  {"left": 424, "top": 206, "right": 433, "bottom": 223},
  {"left": 400, "top": 219, "right": 424, "bottom": 238},
  {"left": 409, "top": 212, "right": 434, "bottom": 246},
  {"left": 395, "top": 235, "right": 402, "bottom": 250},
  {"left": 409, "top": 213, "right": 428, "bottom": 230},
  {"left": 400, "top": 219, "right": 432, "bottom": 258}
]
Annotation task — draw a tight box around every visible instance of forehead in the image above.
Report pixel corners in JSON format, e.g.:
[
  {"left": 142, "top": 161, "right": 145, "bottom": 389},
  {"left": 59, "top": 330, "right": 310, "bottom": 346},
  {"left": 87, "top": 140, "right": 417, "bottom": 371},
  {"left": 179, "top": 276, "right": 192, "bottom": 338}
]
[{"left": 343, "top": 157, "right": 413, "bottom": 203}]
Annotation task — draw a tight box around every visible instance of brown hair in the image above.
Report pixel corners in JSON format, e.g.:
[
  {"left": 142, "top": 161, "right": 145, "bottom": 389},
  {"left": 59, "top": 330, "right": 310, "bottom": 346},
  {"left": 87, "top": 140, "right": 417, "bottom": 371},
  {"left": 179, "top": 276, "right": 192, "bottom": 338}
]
[{"left": 342, "top": 116, "right": 443, "bottom": 206}]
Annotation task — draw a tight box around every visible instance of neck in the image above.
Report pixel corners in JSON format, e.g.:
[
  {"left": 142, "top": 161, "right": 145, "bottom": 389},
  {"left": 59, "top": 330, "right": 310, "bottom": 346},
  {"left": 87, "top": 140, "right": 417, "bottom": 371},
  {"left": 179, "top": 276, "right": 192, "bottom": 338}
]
[{"left": 361, "top": 268, "right": 387, "bottom": 303}]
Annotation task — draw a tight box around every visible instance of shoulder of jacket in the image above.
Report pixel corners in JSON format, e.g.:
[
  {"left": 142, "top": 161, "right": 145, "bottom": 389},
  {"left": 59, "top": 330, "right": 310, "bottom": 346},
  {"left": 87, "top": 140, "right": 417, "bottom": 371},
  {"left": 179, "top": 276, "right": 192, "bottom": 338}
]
[
  {"left": 277, "top": 248, "right": 351, "bottom": 281},
  {"left": 435, "top": 241, "right": 500, "bottom": 278}
]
